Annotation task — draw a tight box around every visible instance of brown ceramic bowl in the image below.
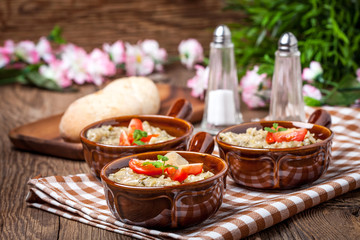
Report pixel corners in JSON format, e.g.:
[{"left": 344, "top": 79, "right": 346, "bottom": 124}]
[
  {"left": 100, "top": 132, "right": 227, "bottom": 229},
  {"left": 80, "top": 99, "right": 194, "bottom": 178},
  {"left": 216, "top": 109, "right": 334, "bottom": 190}
]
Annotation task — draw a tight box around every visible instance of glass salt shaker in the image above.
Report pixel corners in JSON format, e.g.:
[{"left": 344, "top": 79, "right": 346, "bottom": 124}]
[
  {"left": 201, "top": 24, "right": 243, "bottom": 135},
  {"left": 269, "top": 32, "right": 305, "bottom": 122}
]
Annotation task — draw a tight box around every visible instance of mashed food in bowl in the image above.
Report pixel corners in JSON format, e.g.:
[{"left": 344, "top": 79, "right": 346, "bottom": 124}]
[
  {"left": 108, "top": 152, "right": 214, "bottom": 187},
  {"left": 219, "top": 124, "right": 321, "bottom": 148},
  {"left": 87, "top": 119, "right": 175, "bottom": 146}
]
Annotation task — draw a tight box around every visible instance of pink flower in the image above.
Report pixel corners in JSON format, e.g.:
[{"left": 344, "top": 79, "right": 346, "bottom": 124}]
[
  {"left": 0, "top": 47, "right": 11, "bottom": 68},
  {"left": 4, "top": 40, "right": 15, "bottom": 55},
  {"left": 87, "top": 48, "right": 116, "bottom": 85},
  {"left": 240, "top": 66, "right": 270, "bottom": 89},
  {"left": 0, "top": 40, "right": 15, "bottom": 67},
  {"left": 186, "top": 65, "right": 209, "bottom": 99},
  {"left": 15, "top": 40, "right": 40, "bottom": 64},
  {"left": 242, "top": 87, "right": 268, "bottom": 109},
  {"left": 302, "top": 61, "right": 323, "bottom": 83},
  {"left": 140, "top": 39, "right": 167, "bottom": 71},
  {"left": 302, "top": 84, "right": 322, "bottom": 100},
  {"left": 103, "top": 40, "right": 125, "bottom": 65},
  {"left": 178, "top": 39, "right": 204, "bottom": 69},
  {"left": 39, "top": 60, "right": 71, "bottom": 88},
  {"left": 356, "top": 68, "right": 360, "bottom": 82},
  {"left": 60, "top": 44, "right": 89, "bottom": 84},
  {"left": 36, "top": 37, "right": 55, "bottom": 63},
  {"left": 240, "top": 66, "right": 271, "bottom": 109},
  {"left": 125, "top": 43, "right": 154, "bottom": 76}
]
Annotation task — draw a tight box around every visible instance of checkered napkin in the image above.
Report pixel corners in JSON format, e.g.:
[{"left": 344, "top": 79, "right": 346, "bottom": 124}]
[{"left": 26, "top": 106, "right": 360, "bottom": 240}]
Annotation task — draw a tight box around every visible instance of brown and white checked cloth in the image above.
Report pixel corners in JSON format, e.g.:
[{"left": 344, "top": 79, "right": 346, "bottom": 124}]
[{"left": 26, "top": 106, "right": 360, "bottom": 240}]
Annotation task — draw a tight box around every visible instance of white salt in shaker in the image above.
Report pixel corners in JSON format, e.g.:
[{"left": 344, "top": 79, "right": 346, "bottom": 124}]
[
  {"left": 269, "top": 32, "right": 305, "bottom": 121},
  {"left": 201, "top": 25, "right": 243, "bottom": 134}
]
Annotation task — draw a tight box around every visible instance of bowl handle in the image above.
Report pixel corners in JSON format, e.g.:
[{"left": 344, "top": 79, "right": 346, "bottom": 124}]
[
  {"left": 187, "top": 132, "right": 214, "bottom": 154},
  {"left": 307, "top": 109, "right": 332, "bottom": 128},
  {"left": 166, "top": 98, "right": 193, "bottom": 121}
]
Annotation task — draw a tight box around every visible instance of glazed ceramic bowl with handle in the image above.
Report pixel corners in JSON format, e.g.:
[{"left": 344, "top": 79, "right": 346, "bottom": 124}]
[
  {"left": 80, "top": 99, "right": 194, "bottom": 178},
  {"left": 100, "top": 132, "right": 228, "bottom": 229},
  {"left": 216, "top": 109, "right": 333, "bottom": 190}
]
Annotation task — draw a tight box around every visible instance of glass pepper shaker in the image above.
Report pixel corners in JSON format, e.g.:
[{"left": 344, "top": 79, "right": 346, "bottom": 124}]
[
  {"left": 269, "top": 32, "right": 305, "bottom": 122},
  {"left": 201, "top": 24, "right": 243, "bottom": 135}
]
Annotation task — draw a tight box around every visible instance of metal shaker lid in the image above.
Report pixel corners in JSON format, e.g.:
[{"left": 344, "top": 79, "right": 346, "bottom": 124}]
[
  {"left": 278, "top": 32, "right": 298, "bottom": 52},
  {"left": 213, "top": 25, "right": 232, "bottom": 45}
]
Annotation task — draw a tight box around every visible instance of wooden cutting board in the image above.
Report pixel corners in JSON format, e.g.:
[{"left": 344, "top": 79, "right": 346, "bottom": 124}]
[{"left": 8, "top": 83, "right": 204, "bottom": 160}]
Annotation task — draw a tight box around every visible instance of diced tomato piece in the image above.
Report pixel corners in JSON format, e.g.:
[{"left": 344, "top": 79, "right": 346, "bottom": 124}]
[
  {"left": 128, "top": 134, "right": 134, "bottom": 145},
  {"left": 119, "top": 130, "right": 131, "bottom": 146},
  {"left": 266, "top": 132, "right": 275, "bottom": 144},
  {"left": 128, "top": 118, "right": 143, "bottom": 136},
  {"left": 141, "top": 134, "right": 159, "bottom": 143},
  {"left": 165, "top": 167, "right": 177, "bottom": 177},
  {"left": 129, "top": 159, "right": 163, "bottom": 176},
  {"left": 170, "top": 163, "right": 203, "bottom": 182},
  {"left": 273, "top": 128, "right": 307, "bottom": 142}
]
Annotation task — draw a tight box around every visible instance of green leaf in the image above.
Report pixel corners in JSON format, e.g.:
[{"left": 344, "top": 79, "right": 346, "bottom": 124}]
[
  {"left": 329, "top": 18, "right": 350, "bottom": 44},
  {"left": 133, "top": 140, "right": 145, "bottom": 145},
  {"left": 143, "top": 161, "right": 162, "bottom": 168},
  {"left": 264, "top": 127, "right": 275, "bottom": 133},
  {"left": 16, "top": 74, "right": 28, "bottom": 84},
  {"left": 337, "top": 75, "right": 360, "bottom": 89},
  {"left": 264, "top": 123, "right": 288, "bottom": 133},
  {"left": 0, "top": 77, "right": 19, "bottom": 85},
  {"left": 257, "top": 63, "right": 274, "bottom": 76},
  {"left": 203, "top": 57, "right": 209, "bottom": 66},
  {"left": 324, "top": 91, "right": 360, "bottom": 106},
  {"left": 263, "top": 54, "right": 274, "bottom": 64},
  {"left": 133, "top": 129, "right": 148, "bottom": 141},
  {"left": 142, "top": 155, "right": 178, "bottom": 175},
  {"left": 0, "top": 68, "right": 24, "bottom": 85},
  {"left": 48, "top": 25, "right": 66, "bottom": 44},
  {"left": 304, "top": 96, "right": 322, "bottom": 106},
  {"left": 323, "top": 74, "right": 360, "bottom": 106},
  {"left": 157, "top": 155, "right": 169, "bottom": 162},
  {"left": 268, "top": 12, "right": 282, "bottom": 28},
  {"left": 23, "top": 71, "right": 63, "bottom": 91}
]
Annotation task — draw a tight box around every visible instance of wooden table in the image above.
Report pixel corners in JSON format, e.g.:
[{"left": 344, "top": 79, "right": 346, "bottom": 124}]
[{"left": 1, "top": 65, "right": 360, "bottom": 239}]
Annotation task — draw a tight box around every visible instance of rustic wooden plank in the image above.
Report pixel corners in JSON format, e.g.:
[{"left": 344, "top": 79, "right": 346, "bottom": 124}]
[
  {"left": 0, "top": 83, "right": 91, "bottom": 239},
  {"left": 0, "top": 150, "right": 59, "bottom": 239},
  {"left": 0, "top": 0, "right": 245, "bottom": 54},
  {"left": 59, "top": 218, "right": 133, "bottom": 240},
  {"left": 245, "top": 188, "right": 360, "bottom": 239}
]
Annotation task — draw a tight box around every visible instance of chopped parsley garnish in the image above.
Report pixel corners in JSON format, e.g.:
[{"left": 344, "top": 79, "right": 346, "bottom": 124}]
[
  {"left": 264, "top": 123, "right": 287, "bottom": 133},
  {"left": 133, "top": 129, "right": 148, "bottom": 145},
  {"left": 142, "top": 154, "right": 178, "bottom": 174}
]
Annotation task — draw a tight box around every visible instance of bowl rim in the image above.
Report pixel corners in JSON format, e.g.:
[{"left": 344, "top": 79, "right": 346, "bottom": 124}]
[
  {"left": 100, "top": 150, "right": 228, "bottom": 191},
  {"left": 215, "top": 120, "right": 334, "bottom": 152},
  {"left": 80, "top": 115, "right": 194, "bottom": 149}
]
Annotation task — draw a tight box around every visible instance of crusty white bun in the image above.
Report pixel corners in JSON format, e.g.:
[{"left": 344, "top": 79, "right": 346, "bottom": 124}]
[{"left": 59, "top": 77, "right": 160, "bottom": 142}]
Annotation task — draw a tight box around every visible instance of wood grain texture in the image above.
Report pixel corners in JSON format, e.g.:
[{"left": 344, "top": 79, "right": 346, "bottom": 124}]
[
  {"left": 0, "top": 0, "right": 244, "bottom": 54},
  {"left": 244, "top": 188, "right": 360, "bottom": 239}
]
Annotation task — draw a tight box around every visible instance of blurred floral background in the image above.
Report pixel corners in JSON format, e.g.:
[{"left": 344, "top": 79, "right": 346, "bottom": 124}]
[{"left": 228, "top": 0, "right": 360, "bottom": 107}]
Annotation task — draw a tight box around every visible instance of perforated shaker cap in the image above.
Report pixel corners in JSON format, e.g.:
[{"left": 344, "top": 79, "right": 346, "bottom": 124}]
[
  {"left": 213, "top": 24, "right": 232, "bottom": 45},
  {"left": 278, "top": 32, "right": 298, "bottom": 52}
]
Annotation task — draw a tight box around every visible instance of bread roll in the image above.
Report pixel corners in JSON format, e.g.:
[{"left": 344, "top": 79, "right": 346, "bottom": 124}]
[{"left": 59, "top": 77, "right": 160, "bottom": 142}]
